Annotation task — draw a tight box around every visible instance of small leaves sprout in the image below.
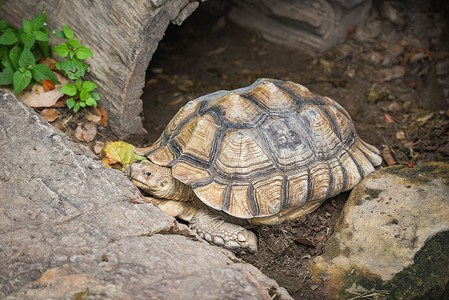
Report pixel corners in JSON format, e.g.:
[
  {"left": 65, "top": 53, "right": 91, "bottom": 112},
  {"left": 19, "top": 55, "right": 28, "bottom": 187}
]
[{"left": 53, "top": 25, "right": 99, "bottom": 113}]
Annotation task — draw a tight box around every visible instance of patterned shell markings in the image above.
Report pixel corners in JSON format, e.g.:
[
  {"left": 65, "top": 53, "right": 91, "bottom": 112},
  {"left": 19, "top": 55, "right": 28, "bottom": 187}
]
[{"left": 142, "top": 78, "right": 382, "bottom": 219}]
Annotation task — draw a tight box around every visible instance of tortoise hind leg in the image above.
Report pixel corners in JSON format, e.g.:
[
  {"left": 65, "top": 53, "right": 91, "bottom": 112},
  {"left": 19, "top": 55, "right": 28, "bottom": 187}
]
[{"left": 190, "top": 208, "right": 257, "bottom": 253}]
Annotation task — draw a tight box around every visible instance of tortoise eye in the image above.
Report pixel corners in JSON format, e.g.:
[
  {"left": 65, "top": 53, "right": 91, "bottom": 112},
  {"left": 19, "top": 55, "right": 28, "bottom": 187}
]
[{"left": 145, "top": 172, "right": 152, "bottom": 177}]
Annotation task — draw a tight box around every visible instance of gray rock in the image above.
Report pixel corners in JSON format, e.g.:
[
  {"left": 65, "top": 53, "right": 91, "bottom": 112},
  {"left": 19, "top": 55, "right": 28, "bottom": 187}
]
[
  {"left": 311, "top": 162, "right": 449, "bottom": 299},
  {"left": 0, "top": 90, "right": 291, "bottom": 299}
]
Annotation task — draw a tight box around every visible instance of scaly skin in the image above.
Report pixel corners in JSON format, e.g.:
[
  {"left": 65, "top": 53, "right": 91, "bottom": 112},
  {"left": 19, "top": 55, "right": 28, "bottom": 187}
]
[{"left": 127, "top": 160, "right": 257, "bottom": 252}]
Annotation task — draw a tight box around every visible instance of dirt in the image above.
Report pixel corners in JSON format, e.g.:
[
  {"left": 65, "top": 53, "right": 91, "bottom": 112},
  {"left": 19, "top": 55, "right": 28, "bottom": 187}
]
[{"left": 36, "top": 1, "right": 449, "bottom": 299}]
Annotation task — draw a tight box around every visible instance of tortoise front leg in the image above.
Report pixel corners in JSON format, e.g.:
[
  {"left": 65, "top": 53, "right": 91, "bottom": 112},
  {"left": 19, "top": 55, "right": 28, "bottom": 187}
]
[{"left": 190, "top": 207, "right": 257, "bottom": 253}]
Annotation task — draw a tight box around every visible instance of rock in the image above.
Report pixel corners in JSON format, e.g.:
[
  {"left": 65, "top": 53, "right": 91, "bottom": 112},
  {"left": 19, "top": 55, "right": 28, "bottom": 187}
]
[
  {"left": 311, "top": 162, "right": 449, "bottom": 299},
  {"left": 0, "top": 90, "right": 291, "bottom": 299}
]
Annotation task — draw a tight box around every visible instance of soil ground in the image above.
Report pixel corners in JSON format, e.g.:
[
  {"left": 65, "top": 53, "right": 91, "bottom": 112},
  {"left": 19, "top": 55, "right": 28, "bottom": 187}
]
[
  {"left": 138, "top": 1, "right": 449, "bottom": 299},
  {"left": 35, "top": 1, "right": 449, "bottom": 299}
]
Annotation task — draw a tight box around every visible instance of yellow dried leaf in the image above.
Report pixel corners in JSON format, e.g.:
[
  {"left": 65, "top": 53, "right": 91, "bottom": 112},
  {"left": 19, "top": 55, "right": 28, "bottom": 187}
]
[{"left": 101, "top": 141, "right": 145, "bottom": 168}]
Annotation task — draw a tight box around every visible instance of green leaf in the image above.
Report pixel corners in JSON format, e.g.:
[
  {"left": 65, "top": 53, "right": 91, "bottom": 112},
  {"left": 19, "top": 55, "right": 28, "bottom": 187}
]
[
  {"left": 13, "top": 69, "right": 32, "bottom": 94},
  {"left": 38, "top": 41, "right": 51, "bottom": 58},
  {"left": 85, "top": 96, "right": 96, "bottom": 106},
  {"left": 82, "top": 81, "right": 97, "bottom": 92},
  {"left": 18, "top": 47, "right": 35, "bottom": 69},
  {"left": 90, "top": 91, "right": 100, "bottom": 100},
  {"left": 80, "top": 88, "right": 88, "bottom": 100},
  {"left": 31, "top": 11, "right": 46, "bottom": 31},
  {"left": 31, "top": 46, "right": 43, "bottom": 62},
  {"left": 79, "top": 100, "right": 86, "bottom": 107},
  {"left": 60, "top": 83, "right": 77, "bottom": 96},
  {"left": 66, "top": 97, "right": 75, "bottom": 109},
  {"left": 0, "top": 20, "right": 9, "bottom": 32},
  {"left": 68, "top": 38, "right": 79, "bottom": 48},
  {"left": 73, "top": 101, "right": 80, "bottom": 113},
  {"left": 75, "top": 45, "right": 93, "bottom": 60},
  {"left": 54, "top": 43, "right": 69, "bottom": 57},
  {"left": 61, "top": 58, "right": 86, "bottom": 79},
  {"left": 63, "top": 25, "right": 74, "bottom": 39},
  {"left": 20, "top": 32, "right": 35, "bottom": 49},
  {"left": 75, "top": 77, "right": 82, "bottom": 89},
  {"left": 9, "top": 46, "right": 21, "bottom": 69},
  {"left": 69, "top": 49, "right": 75, "bottom": 59},
  {"left": 22, "top": 19, "right": 33, "bottom": 34},
  {"left": 0, "top": 46, "right": 8, "bottom": 59},
  {"left": 0, "top": 31, "right": 18, "bottom": 45},
  {"left": 53, "top": 29, "right": 66, "bottom": 39},
  {"left": 54, "top": 61, "right": 62, "bottom": 70},
  {"left": 2, "top": 56, "right": 12, "bottom": 69},
  {"left": 33, "top": 30, "right": 49, "bottom": 42},
  {"left": 0, "top": 66, "right": 14, "bottom": 85},
  {"left": 31, "top": 64, "right": 57, "bottom": 82}
]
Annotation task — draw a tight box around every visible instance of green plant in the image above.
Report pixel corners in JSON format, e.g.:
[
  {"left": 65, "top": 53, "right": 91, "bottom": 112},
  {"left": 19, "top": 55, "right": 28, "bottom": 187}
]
[
  {"left": 53, "top": 25, "right": 92, "bottom": 80},
  {"left": 53, "top": 25, "right": 99, "bottom": 113},
  {"left": 0, "top": 8, "right": 57, "bottom": 94},
  {"left": 60, "top": 77, "right": 99, "bottom": 113}
]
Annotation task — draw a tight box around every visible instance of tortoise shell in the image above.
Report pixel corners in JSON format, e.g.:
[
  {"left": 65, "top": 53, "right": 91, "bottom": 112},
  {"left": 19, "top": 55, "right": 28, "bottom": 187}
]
[{"left": 137, "top": 78, "right": 382, "bottom": 219}]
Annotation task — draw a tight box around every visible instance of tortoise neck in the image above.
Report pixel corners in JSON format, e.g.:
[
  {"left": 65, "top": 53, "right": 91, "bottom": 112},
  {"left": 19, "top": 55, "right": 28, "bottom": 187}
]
[{"left": 169, "top": 177, "right": 197, "bottom": 202}]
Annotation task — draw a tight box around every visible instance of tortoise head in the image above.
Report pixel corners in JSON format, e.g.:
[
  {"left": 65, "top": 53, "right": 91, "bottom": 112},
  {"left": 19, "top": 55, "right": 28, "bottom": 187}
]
[{"left": 126, "top": 160, "right": 176, "bottom": 199}]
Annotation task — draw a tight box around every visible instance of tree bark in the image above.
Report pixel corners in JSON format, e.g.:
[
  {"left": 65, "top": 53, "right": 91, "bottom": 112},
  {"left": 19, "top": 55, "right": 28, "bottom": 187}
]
[{"left": 0, "top": 0, "right": 201, "bottom": 139}]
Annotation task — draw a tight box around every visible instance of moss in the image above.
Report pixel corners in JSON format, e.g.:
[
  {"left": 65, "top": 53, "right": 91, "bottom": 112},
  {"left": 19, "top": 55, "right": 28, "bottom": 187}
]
[
  {"left": 383, "top": 231, "right": 449, "bottom": 300},
  {"left": 363, "top": 188, "right": 382, "bottom": 200},
  {"left": 382, "top": 162, "right": 449, "bottom": 186}
]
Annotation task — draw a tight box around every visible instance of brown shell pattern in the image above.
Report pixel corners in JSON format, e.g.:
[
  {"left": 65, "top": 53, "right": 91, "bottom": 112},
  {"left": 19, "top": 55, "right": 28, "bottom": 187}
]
[{"left": 138, "top": 78, "right": 382, "bottom": 219}]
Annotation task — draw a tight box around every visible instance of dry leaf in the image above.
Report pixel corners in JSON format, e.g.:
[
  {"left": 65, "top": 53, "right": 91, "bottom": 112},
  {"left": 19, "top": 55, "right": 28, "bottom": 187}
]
[
  {"left": 101, "top": 141, "right": 145, "bottom": 169},
  {"left": 93, "top": 140, "right": 105, "bottom": 154},
  {"left": 409, "top": 52, "right": 427, "bottom": 64},
  {"left": 39, "top": 57, "right": 56, "bottom": 70},
  {"left": 382, "top": 145, "right": 396, "bottom": 166},
  {"left": 384, "top": 113, "right": 394, "bottom": 123},
  {"left": 101, "top": 157, "right": 119, "bottom": 168},
  {"left": 295, "top": 237, "right": 316, "bottom": 247},
  {"left": 42, "top": 79, "right": 55, "bottom": 92},
  {"left": 4, "top": 72, "right": 68, "bottom": 108},
  {"left": 86, "top": 109, "right": 101, "bottom": 123},
  {"left": 40, "top": 108, "right": 58, "bottom": 122},
  {"left": 377, "top": 66, "right": 405, "bottom": 82},
  {"left": 52, "top": 101, "right": 66, "bottom": 108},
  {"left": 388, "top": 102, "right": 401, "bottom": 112},
  {"left": 415, "top": 112, "right": 433, "bottom": 125},
  {"left": 395, "top": 131, "right": 405, "bottom": 140},
  {"left": 75, "top": 122, "right": 97, "bottom": 142},
  {"left": 99, "top": 107, "right": 108, "bottom": 127},
  {"left": 345, "top": 25, "right": 357, "bottom": 40},
  {"left": 52, "top": 121, "right": 66, "bottom": 132}
]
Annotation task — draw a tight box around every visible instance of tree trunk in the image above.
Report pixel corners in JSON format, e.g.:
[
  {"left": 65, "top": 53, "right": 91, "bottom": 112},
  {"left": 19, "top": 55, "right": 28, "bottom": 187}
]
[{"left": 0, "top": 0, "right": 201, "bottom": 139}]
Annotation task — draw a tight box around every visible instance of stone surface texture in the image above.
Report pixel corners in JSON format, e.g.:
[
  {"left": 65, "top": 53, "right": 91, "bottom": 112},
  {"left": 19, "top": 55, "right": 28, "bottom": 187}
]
[
  {"left": 311, "top": 162, "right": 449, "bottom": 299},
  {"left": 0, "top": 90, "right": 291, "bottom": 299},
  {"left": 0, "top": 0, "right": 201, "bottom": 139}
]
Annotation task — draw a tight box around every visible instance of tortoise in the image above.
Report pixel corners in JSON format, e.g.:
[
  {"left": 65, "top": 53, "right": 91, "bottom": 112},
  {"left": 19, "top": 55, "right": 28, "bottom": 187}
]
[{"left": 128, "top": 78, "right": 382, "bottom": 252}]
